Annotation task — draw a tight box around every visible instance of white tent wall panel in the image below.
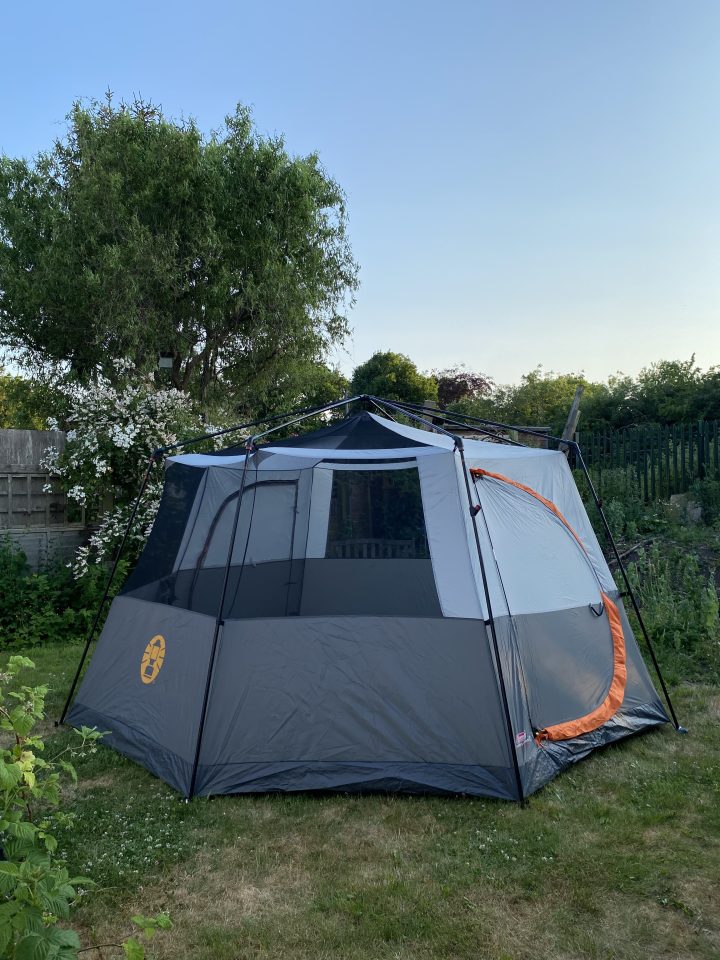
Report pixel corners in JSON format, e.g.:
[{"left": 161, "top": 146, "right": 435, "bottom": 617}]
[
  {"left": 417, "top": 452, "right": 485, "bottom": 620},
  {"left": 475, "top": 477, "right": 605, "bottom": 616},
  {"left": 463, "top": 449, "right": 614, "bottom": 595}
]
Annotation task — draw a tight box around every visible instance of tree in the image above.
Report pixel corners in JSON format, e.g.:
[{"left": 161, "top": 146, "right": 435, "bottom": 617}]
[
  {"left": 350, "top": 351, "right": 437, "bottom": 404},
  {"left": 0, "top": 95, "right": 358, "bottom": 410},
  {"left": 634, "top": 357, "right": 704, "bottom": 424},
  {"left": 433, "top": 365, "right": 493, "bottom": 406},
  {"left": 245, "top": 360, "right": 349, "bottom": 422},
  {"left": 0, "top": 369, "right": 62, "bottom": 428}
]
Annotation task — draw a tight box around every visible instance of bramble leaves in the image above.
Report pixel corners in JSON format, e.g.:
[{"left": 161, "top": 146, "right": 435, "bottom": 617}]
[{"left": 0, "top": 658, "right": 102, "bottom": 958}]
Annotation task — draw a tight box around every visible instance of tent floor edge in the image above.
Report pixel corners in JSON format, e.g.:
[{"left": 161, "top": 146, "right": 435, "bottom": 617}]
[{"left": 67, "top": 701, "right": 195, "bottom": 798}]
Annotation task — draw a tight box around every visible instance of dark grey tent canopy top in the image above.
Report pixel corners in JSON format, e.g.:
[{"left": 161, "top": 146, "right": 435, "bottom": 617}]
[{"left": 218, "top": 410, "right": 431, "bottom": 453}]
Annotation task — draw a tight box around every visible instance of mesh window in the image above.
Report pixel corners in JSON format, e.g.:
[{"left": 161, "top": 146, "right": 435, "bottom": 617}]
[
  {"left": 122, "top": 462, "right": 204, "bottom": 595},
  {"left": 325, "top": 468, "right": 430, "bottom": 560},
  {"left": 123, "top": 461, "right": 442, "bottom": 618}
]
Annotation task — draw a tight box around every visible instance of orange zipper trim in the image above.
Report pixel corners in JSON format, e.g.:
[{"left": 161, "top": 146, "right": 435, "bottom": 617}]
[{"left": 470, "top": 467, "right": 627, "bottom": 743}]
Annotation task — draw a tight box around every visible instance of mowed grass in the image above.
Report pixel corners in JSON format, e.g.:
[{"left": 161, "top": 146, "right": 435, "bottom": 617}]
[{"left": 21, "top": 643, "right": 720, "bottom": 959}]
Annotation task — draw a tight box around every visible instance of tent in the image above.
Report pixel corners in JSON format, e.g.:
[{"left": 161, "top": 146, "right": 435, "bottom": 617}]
[{"left": 63, "top": 403, "right": 676, "bottom": 801}]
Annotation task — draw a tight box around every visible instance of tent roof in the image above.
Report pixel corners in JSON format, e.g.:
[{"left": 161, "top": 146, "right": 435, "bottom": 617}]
[
  {"left": 219, "top": 410, "right": 431, "bottom": 453},
  {"left": 168, "top": 411, "right": 561, "bottom": 467}
]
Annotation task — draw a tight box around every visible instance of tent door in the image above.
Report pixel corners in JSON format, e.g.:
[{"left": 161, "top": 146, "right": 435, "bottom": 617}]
[{"left": 223, "top": 478, "right": 301, "bottom": 618}]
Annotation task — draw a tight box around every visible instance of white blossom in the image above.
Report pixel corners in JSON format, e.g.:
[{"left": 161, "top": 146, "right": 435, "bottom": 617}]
[{"left": 42, "top": 367, "right": 228, "bottom": 578}]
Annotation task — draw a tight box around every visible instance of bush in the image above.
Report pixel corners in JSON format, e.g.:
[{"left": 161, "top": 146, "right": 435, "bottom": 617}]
[
  {"left": 626, "top": 544, "right": 720, "bottom": 684},
  {"left": 575, "top": 466, "right": 668, "bottom": 542},
  {"left": 0, "top": 539, "right": 124, "bottom": 648},
  {"left": 0, "top": 655, "right": 171, "bottom": 958},
  {"left": 0, "top": 655, "right": 103, "bottom": 957},
  {"left": 690, "top": 475, "right": 720, "bottom": 526}
]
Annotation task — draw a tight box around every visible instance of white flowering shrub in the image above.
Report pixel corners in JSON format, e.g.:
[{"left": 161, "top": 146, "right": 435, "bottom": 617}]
[{"left": 42, "top": 365, "right": 226, "bottom": 577}]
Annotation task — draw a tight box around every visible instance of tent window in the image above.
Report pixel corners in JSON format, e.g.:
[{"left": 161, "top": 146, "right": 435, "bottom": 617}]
[{"left": 325, "top": 468, "right": 430, "bottom": 559}]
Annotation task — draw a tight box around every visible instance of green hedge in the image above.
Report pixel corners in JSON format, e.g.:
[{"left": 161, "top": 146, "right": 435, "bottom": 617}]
[{"left": 0, "top": 537, "right": 125, "bottom": 648}]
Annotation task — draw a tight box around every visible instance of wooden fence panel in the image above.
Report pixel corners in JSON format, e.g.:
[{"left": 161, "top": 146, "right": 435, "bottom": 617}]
[{"left": 0, "top": 429, "right": 87, "bottom": 569}]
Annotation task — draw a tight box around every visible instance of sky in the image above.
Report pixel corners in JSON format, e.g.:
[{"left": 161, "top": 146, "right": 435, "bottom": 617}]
[{"left": 1, "top": 0, "right": 719, "bottom": 386}]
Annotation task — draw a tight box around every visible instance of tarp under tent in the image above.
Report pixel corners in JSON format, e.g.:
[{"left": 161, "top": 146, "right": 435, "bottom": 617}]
[{"left": 64, "top": 407, "right": 672, "bottom": 800}]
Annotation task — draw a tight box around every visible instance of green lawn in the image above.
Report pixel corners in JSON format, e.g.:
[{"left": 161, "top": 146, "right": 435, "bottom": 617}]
[{"left": 20, "top": 643, "right": 720, "bottom": 959}]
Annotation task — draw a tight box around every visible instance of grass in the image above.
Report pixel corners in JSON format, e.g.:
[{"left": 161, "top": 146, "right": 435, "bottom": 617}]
[{"left": 16, "top": 642, "right": 720, "bottom": 959}]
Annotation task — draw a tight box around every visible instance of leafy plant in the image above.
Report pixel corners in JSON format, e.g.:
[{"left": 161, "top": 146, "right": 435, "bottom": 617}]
[
  {"left": 0, "top": 655, "right": 103, "bottom": 958},
  {"left": 574, "top": 466, "right": 667, "bottom": 542},
  {"left": 690, "top": 475, "right": 720, "bottom": 526},
  {"left": 120, "top": 914, "right": 173, "bottom": 960},
  {"left": 0, "top": 539, "right": 125, "bottom": 650},
  {"left": 626, "top": 545, "right": 720, "bottom": 683}
]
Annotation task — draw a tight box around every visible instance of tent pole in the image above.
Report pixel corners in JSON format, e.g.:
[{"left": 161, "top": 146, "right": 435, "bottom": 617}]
[
  {"left": 571, "top": 442, "right": 685, "bottom": 732},
  {"left": 367, "top": 397, "right": 398, "bottom": 422},
  {"left": 159, "top": 395, "right": 367, "bottom": 456},
  {"left": 58, "top": 454, "right": 159, "bottom": 725},
  {"left": 396, "top": 401, "right": 566, "bottom": 447},
  {"left": 250, "top": 396, "right": 368, "bottom": 445},
  {"left": 385, "top": 400, "right": 523, "bottom": 446},
  {"left": 457, "top": 441, "right": 526, "bottom": 803},
  {"left": 187, "top": 441, "right": 256, "bottom": 799},
  {"left": 367, "top": 396, "right": 460, "bottom": 443}
]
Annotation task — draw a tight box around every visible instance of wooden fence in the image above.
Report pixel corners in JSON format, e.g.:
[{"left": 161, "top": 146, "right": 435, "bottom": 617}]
[
  {"left": 0, "top": 429, "right": 87, "bottom": 569},
  {"left": 577, "top": 421, "right": 720, "bottom": 501}
]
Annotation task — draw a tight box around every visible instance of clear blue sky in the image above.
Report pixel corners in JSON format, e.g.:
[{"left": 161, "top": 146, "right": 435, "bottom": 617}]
[{"left": 1, "top": 0, "right": 718, "bottom": 385}]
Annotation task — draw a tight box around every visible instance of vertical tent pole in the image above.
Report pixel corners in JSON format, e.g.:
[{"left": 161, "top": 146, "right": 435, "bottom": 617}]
[
  {"left": 457, "top": 441, "right": 526, "bottom": 802},
  {"left": 187, "top": 440, "right": 255, "bottom": 799},
  {"left": 571, "top": 442, "right": 685, "bottom": 732},
  {"left": 58, "top": 453, "right": 159, "bottom": 725}
]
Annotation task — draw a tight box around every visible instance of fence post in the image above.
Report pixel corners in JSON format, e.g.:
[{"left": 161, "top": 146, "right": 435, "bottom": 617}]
[
  {"left": 698, "top": 420, "right": 704, "bottom": 479},
  {"left": 653, "top": 427, "right": 659, "bottom": 499},
  {"left": 689, "top": 423, "right": 695, "bottom": 479}
]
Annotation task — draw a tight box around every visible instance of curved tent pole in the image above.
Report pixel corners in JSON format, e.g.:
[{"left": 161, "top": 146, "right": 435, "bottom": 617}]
[
  {"left": 456, "top": 440, "right": 526, "bottom": 803},
  {"left": 570, "top": 442, "right": 685, "bottom": 732},
  {"left": 187, "top": 439, "right": 256, "bottom": 800},
  {"left": 58, "top": 453, "right": 159, "bottom": 725}
]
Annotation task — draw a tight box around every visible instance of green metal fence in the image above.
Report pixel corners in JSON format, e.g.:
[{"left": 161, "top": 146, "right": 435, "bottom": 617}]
[{"left": 577, "top": 421, "right": 720, "bottom": 501}]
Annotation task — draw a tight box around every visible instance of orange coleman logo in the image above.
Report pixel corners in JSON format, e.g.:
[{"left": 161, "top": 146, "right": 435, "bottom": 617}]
[{"left": 140, "top": 635, "right": 166, "bottom": 684}]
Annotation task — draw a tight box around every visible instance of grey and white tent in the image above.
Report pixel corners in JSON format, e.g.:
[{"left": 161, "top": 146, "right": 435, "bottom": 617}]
[{"left": 66, "top": 409, "right": 670, "bottom": 800}]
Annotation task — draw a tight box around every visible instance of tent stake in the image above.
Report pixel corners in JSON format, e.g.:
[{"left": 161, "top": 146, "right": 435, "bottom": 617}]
[
  {"left": 457, "top": 442, "right": 526, "bottom": 803},
  {"left": 571, "top": 442, "right": 685, "bottom": 732},
  {"left": 58, "top": 454, "right": 158, "bottom": 725}
]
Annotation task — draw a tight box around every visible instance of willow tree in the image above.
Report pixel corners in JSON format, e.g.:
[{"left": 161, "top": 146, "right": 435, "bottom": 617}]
[{"left": 0, "top": 95, "right": 358, "bottom": 409}]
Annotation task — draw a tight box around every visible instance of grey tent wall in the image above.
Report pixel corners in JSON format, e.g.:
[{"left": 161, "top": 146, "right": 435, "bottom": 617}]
[{"left": 192, "top": 615, "right": 520, "bottom": 799}]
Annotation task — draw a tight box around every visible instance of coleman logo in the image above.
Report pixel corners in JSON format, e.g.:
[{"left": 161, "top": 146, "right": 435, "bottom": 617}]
[{"left": 140, "top": 635, "right": 166, "bottom": 684}]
